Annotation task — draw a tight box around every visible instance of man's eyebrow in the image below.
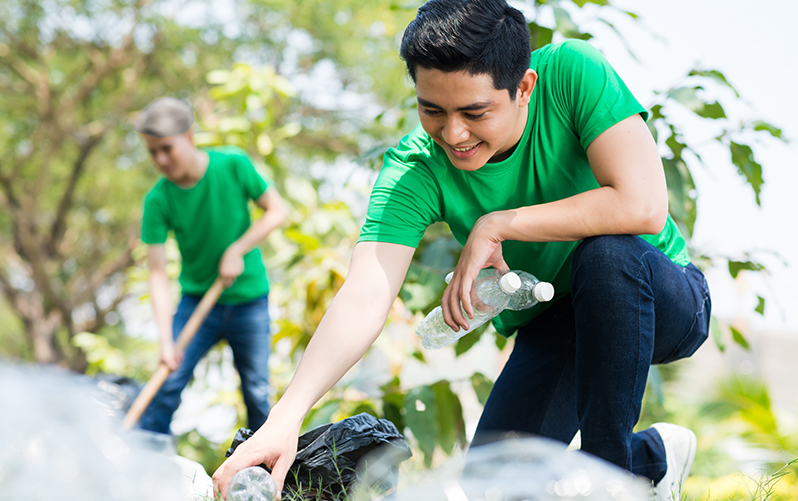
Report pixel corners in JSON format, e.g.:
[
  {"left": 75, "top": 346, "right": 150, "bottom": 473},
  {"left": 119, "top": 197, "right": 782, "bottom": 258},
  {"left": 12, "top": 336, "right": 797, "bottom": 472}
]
[{"left": 417, "top": 97, "right": 493, "bottom": 112}]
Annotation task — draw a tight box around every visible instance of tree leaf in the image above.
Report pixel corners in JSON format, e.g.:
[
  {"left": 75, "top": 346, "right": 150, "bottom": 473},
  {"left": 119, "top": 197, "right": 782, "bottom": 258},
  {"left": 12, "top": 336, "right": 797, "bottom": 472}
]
[
  {"left": 528, "top": 22, "right": 553, "bottom": 52},
  {"left": 729, "top": 141, "right": 764, "bottom": 206},
  {"left": 494, "top": 332, "right": 508, "bottom": 351},
  {"left": 688, "top": 69, "right": 740, "bottom": 97},
  {"left": 696, "top": 101, "right": 726, "bottom": 120},
  {"left": 431, "top": 381, "right": 466, "bottom": 454},
  {"left": 572, "top": 0, "right": 609, "bottom": 6},
  {"left": 454, "top": 323, "right": 487, "bottom": 356},
  {"left": 470, "top": 372, "right": 494, "bottom": 407},
  {"left": 710, "top": 316, "right": 725, "bottom": 352},
  {"left": 730, "top": 326, "right": 751, "bottom": 350},
  {"left": 403, "top": 385, "right": 439, "bottom": 466},
  {"left": 647, "top": 366, "right": 665, "bottom": 407},
  {"left": 728, "top": 260, "right": 764, "bottom": 279},
  {"left": 755, "top": 296, "right": 765, "bottom": 316},
  {"left": 751, "top": 120, "right": 786, "bottom": 142}
]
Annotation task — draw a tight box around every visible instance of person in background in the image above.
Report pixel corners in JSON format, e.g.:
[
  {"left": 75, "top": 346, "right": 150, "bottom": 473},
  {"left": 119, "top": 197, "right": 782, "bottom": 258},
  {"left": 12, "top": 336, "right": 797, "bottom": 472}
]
[
  {"left": 134, "top": 96, "right": 287, "bottom": 435},
  {"left": 213, "top": 1, "right": 711, "bottom": 500}
]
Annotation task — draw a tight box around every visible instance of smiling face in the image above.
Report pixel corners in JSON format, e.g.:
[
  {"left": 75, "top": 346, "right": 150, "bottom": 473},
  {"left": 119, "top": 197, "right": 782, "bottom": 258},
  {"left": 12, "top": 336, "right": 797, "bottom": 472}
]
[
  {"left": 141, "top": 131, "right": 197, "bottom": 184},
  {"left": 415, "top": 67, "right": 536, "bottom": 171}
]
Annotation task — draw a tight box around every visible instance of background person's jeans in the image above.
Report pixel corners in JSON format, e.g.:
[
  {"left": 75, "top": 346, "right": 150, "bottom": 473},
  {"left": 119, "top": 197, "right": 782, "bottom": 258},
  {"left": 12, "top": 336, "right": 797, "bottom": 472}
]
[
  {"left": 139, "top": 294, "right": 272, "bottom": 435},
  {"left": 472, "top": 235, "right": 711, "bottom": 483}
]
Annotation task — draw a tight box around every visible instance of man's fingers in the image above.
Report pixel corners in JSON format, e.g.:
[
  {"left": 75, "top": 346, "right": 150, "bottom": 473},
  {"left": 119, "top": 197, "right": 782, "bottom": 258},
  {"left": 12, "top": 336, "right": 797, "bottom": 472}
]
[{"left": 269, "top": 457, "right": 293, "bottom": 499}]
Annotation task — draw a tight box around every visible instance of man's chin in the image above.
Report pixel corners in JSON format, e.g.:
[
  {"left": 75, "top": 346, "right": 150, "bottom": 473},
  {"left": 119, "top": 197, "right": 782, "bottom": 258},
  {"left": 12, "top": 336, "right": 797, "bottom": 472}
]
[{"left": 448, "top": 153, "right": 488, "bottom": 171}]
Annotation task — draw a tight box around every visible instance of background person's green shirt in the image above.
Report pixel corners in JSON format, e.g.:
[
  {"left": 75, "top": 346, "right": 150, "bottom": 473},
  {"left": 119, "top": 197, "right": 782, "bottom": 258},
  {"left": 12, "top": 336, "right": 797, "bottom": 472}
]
[
  {"left": 358, "top": 39, "right": 689, "bottom": 335},
  {"left": 141, "top": 146, "right": 273, "bottom": 304}
]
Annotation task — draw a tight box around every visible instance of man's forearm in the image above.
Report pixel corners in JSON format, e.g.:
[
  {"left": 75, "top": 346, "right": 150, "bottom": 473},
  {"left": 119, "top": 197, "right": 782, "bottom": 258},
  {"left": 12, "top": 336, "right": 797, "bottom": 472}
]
[
  {"left": 149, "top": 270, "right": 174, "bottom": 345},
  {"left": 228, "top": 208, "right": 286, "bottom": 256}
]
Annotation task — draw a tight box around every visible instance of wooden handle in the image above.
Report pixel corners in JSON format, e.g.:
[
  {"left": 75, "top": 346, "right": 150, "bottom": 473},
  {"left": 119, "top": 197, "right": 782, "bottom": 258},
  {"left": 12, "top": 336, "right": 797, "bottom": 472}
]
[{"left": 122, "top": 278, "right": 225, "bottom": 430}]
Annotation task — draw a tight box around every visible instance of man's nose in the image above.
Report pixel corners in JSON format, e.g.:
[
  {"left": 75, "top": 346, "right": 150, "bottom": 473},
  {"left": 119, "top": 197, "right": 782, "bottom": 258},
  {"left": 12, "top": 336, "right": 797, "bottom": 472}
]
[
  {"left": 442, "top": 116, "right": 469, "bottom": 145},
  {"left": 154, "top": 151, "right": 170, "bottom": 166}
]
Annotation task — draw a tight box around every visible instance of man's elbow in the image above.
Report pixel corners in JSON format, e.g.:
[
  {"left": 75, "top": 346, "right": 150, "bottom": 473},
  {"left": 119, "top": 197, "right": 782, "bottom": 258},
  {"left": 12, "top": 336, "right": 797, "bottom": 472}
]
[{"left": 637, "top": 200, "right": 668, "bottom": 235}]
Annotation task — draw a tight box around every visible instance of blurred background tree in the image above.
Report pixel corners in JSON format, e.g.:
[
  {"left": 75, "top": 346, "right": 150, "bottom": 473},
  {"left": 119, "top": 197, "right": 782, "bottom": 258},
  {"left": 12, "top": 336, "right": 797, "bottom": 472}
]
[{"left": 0, "top": 0, "right": 794, "bottom": 494}]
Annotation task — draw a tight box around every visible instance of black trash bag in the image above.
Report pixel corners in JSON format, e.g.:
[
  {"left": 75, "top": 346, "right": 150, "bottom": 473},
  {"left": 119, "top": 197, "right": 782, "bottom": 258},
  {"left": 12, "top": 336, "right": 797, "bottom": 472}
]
[
  {"left": 226, "top": 412, "right": 412, "bottom": 497},
  {"left": 90, "top": 373, "right": 142, "bottom": 415}
]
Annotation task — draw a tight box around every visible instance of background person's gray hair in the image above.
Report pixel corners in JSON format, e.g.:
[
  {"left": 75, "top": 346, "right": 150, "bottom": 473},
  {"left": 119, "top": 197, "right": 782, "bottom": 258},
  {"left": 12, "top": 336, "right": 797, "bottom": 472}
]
[{"left": 134, "top": 97, "right": 195, "bottom": 138}]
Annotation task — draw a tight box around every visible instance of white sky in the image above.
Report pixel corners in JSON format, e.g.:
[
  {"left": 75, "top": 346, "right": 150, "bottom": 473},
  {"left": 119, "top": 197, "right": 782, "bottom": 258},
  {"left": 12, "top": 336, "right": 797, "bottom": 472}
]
[{"left": 586, "top": 0, "right": 798, "bottom": 331}]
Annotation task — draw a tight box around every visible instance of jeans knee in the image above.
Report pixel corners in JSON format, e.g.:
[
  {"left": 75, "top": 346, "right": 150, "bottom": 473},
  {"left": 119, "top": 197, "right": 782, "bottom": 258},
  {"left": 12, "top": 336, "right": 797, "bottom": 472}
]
[{"left": 574, "top": 235, "right": 640, "bottom": 266}]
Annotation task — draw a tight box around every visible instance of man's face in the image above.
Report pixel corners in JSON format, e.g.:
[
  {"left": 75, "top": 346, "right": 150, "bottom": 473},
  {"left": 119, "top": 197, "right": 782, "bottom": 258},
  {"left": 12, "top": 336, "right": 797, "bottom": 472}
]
[
  {"left": 415, "top": 68, "right": 533, "bottom": 171},
  {"left": 141, "top": 132, "right": 195, "bottom": 183}
]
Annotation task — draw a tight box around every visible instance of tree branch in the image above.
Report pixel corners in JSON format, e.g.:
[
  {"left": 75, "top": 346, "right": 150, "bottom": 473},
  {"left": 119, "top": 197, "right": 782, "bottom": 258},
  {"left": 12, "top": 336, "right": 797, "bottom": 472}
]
[{"left": 47, "top": 133, "right": 105, "bottom": 258}]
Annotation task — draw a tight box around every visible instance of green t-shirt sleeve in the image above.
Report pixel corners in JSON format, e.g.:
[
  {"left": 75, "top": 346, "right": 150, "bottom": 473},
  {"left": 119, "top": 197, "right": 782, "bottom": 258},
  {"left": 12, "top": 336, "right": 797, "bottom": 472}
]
[
  {"left": 553, "top": 39, "right": 648, "bottom": 150},
  {"left": 358, "top": 138, "right": 443, "bottom": 247},
  {"left": 230, "top": 148, "right": 271, "bottom": 201},
  {"left": 141, "top": 187, "right": 169, "bottom": 245}
]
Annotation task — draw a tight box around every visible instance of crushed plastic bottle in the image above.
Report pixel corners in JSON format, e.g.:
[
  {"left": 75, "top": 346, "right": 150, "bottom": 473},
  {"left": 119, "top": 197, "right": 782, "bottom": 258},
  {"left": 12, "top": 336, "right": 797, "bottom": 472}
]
[
  {"left": 351, "top": 435, "right": 653, "bottom": 501},
  {"left": 445, "top": 269, "right": 555, "bottom": 311},
  {"left": 228, "top": 466, "right": 279, "bottom": 501},
  {"left": 417, "top": 271, "right": 521, "bottom": 349}
]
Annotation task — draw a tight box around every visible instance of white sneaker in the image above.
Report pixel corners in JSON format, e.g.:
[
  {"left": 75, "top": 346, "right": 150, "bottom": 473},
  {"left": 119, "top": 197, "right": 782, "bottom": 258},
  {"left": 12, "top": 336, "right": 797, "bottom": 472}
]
[{"left": 651, "top": 423, "right": 697, "bottom": 501}]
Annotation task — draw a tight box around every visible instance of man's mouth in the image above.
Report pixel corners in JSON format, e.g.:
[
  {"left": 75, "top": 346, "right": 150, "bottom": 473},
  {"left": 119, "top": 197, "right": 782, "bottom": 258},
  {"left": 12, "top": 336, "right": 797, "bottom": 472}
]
[
  {"left": 448, "top": 141, "right": 483, "bottom": 159},
  {"left": 452, "top": 143, "right": 479, "bottom": 152}
]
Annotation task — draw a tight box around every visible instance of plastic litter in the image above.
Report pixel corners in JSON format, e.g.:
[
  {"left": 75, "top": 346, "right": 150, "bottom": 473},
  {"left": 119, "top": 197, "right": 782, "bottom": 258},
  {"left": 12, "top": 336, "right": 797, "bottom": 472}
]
[
  {"left": 417, "top": 271, "right": 521, "bottom": 349},
  {"left": 353, "top": 435, "right": 652, "bottom": 501},
  {"left": 226, "top": 412, "right": 412, "bottom": 497},
  {"left": 228, "top": 466, "right": 279, "bottom": 501},
  {"left": 0, "top": 360, "right": 181, "bottom": 501}
]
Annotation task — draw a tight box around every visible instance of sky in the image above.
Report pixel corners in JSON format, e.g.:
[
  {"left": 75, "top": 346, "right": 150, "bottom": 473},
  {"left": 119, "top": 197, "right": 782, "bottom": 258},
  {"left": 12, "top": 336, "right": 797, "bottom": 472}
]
[{"left": 581, "top": 0, "right": 798, "bottom": 332}]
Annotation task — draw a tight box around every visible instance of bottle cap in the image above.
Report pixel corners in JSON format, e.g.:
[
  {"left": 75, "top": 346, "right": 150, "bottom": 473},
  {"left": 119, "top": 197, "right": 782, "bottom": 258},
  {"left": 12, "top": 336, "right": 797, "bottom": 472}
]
[
  {"left": 534, "top": 282, "right": 555, "bottom": 302},
  {"left": 500, "top": 272, "right": 521, "bottom": 294}
]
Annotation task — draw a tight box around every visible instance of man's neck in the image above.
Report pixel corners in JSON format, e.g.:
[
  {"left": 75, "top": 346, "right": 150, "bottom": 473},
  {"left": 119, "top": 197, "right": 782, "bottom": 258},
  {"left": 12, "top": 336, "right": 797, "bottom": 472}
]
[{"left": 176, "top": 149, "right": 209, "bottom": 188}]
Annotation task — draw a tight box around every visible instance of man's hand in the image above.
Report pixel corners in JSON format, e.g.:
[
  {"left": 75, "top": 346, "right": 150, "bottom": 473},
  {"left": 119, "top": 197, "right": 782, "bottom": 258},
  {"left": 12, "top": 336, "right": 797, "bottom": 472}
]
[
  {"left": 159, "top": 340, "right": 182, "bottom": 371},
  {"left": 218, "top": 245, "right": 245, "bottom": 288},
  {"left": 442, "top": 211, "right": 509, "bottom": 331},
  {"left": 212, "top": 416, "right": 300, "bottom": 500}
]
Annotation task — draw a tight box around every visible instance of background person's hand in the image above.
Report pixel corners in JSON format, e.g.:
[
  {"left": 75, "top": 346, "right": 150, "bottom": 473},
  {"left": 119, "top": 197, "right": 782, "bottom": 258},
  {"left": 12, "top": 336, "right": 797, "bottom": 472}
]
[
  {"left": 159, "top": 341, "right": 182, "bottom": 371},
  {"left": 218, "top": 245, "right": 245, "bottom": 288},
  {"left": 212, "top": 417, "right": 300, "bottom": 500}
]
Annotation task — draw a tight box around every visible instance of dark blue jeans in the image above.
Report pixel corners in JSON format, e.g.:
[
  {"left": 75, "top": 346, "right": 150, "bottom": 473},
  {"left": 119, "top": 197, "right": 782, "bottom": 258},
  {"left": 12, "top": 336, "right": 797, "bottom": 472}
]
[
  {"left": 139, "top": 294, "right": 272, "bottom": 435},
  {"left": 472, "top": 235, "right": 711, "bottom": 482}
]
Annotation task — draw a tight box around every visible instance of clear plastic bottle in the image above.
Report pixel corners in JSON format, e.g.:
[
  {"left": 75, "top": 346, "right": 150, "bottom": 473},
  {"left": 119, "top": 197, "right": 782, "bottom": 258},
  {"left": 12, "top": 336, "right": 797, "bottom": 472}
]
[
  {"left": 228, "top": 466, "right": 279, "bottom": 501},
  {"left": 417, "top": 271, "right": 521, "bottom": 350},
  {"left": 445, "top": 269, "right": 555, "bottom": 311},
  {"left": 504, "top": 270, "right": 555, "bottom": 311}
]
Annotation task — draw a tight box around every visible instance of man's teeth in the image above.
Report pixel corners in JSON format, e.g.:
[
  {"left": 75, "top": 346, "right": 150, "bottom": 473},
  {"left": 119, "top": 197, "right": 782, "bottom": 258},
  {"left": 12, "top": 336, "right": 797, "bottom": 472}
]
[{"left": 453, "top": 143, "right": 479, "bottom": 152}]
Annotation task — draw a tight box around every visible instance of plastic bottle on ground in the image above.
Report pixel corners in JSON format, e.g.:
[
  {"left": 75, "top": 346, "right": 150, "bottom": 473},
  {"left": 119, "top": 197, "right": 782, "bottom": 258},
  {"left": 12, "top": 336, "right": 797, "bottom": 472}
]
[
  {"left": 445, "top": 269, "right": 554, "bottom": 311},
  {"left": 228, "top": 466, "right": 279, "bottom": 501},
  {"left": 417, "top": 271, "right": 521, "bottom": 350}
]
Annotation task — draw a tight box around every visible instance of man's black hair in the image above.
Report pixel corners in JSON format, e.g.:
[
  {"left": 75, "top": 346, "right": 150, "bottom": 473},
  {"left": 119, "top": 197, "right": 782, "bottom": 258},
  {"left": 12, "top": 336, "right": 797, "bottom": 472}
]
[{"left": 400, "top": 0, "right": 532, "bottom": 97}]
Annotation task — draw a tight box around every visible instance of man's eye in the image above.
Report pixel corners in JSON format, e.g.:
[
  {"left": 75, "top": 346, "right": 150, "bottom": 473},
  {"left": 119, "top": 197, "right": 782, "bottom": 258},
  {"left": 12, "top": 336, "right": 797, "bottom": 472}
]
[
  {"left": 422, "top": 108, "right": 442, "bottom": 116},
  {"left": 465, "top": 112, "right": 486, "bottom": 120}
]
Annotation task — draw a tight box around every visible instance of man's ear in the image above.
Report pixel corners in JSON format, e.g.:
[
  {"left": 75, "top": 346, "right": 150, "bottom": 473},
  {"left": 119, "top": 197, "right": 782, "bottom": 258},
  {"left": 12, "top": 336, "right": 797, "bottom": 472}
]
[
  {"left": 516, "top": 69, "right": 537, "bottom": 107},
  {"left": 183, "top": 129, "right": 195, "bottom": 146}
]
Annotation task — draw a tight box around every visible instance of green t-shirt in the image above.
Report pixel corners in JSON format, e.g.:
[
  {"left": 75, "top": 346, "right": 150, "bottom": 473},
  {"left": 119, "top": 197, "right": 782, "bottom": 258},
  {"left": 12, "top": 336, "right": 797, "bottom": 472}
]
[
  {"left": 358, "top": 39, "right": 690, "bottom": 335},
  {"left": 141, "top": 146, "right": 272, "bottom": 304}
]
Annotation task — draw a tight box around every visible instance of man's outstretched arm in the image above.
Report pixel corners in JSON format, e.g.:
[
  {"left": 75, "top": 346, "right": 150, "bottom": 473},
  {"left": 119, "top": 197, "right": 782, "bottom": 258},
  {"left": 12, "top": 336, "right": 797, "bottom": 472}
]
[{"left": 212, "top": 241, "right": 416, "bottom": 499}]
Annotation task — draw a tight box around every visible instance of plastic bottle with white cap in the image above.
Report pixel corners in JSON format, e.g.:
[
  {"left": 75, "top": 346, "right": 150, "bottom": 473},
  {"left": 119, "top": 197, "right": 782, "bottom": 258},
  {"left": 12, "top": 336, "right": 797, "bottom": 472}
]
[
  {"left": 416, "top": 271, "right": 522, "bottom": 350},
  {"left": 445, "top": 269, "right": 555, "bottom": 310}
]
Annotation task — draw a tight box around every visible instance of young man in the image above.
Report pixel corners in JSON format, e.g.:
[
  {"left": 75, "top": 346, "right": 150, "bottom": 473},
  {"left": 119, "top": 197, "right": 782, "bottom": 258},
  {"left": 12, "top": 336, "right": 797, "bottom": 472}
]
[
  {"left": 213, "top": 1, "right": 710, "bottom": 499},
  {"left": 135, "top": 97, "right": 287, "bottom": 435}
]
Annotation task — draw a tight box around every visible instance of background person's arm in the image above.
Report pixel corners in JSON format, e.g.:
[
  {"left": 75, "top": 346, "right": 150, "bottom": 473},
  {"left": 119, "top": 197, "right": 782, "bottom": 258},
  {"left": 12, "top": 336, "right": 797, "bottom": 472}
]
[
  {"left": 212, "top": 241, "right": 415, "bottom": 499},
  {"left": 218, "top": 187, "right": 288, "bottom": 288},
  {"left": 148, "top": 244, "right": 180, "bottom": 370},
  {"left": 443, "top": 114, "right": 668, "bottom": 330}
]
